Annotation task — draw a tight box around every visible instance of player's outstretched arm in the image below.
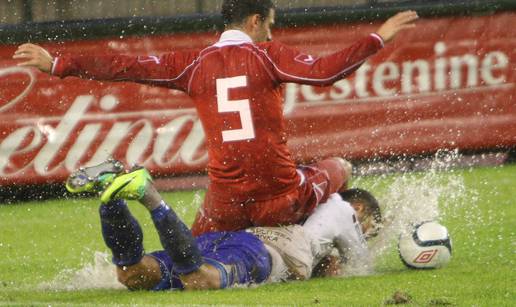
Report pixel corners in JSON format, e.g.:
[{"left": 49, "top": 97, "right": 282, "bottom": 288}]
[
  {"left": 376, "top": 10, "right": 419, "bottom": 43},
  {"left": 14, "top": 43, "right": 196, "bottom": 92},
  {"left": 265, "top": 10, "right": 418, "bottom": 87},
  {"left": 13, "top": 43, "right": 54, "bottom": 73}
]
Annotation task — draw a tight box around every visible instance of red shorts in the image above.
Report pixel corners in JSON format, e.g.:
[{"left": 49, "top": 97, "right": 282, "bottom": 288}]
[{"left": 191, "top": 158, "right": 348, "bottom": 236}]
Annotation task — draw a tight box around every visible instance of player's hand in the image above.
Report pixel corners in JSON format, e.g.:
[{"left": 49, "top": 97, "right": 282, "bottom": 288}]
[
  {"left": 13, "top": 43, "right": 54, "bottom": 73},
  {"left": 376, "top": 10, "right": 418, "bottom": 43}
]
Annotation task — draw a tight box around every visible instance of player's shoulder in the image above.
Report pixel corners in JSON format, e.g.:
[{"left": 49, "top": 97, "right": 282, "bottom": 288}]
[
  {"left": 160, "top": 48, "right": 203, "bottom": 62},
  {"left": 327, "top": 193, "right": 354, "bottom": 211},
  {"left": 313, "top": 193, "right": 356, "bottom": 219}
]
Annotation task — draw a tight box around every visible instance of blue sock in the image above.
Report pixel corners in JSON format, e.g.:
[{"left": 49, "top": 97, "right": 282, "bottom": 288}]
[
  {"left": 150, "top": 201, "right": 203, "bottom": 275},
  {"left": 99, "top": 200, "right": 144, "bottom": 266}
]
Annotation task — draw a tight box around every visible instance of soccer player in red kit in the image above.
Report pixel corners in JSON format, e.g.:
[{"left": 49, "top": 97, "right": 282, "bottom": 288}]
[{"left": 14, "top": 1, "right": 418, "bottom": 235}]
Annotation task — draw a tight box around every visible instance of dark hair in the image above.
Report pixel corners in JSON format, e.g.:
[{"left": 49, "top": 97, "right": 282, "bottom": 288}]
[
  {"left": 339, "top": 188, "right": 382, "bottom": 226},
  {"left": 221, "top": 0, "right": 275, "bottom": 26}
]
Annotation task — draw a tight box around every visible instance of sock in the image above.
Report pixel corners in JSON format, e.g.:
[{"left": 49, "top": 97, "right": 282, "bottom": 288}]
[
  {"left": 99, "top": 199, "right": 144, "bottom": 266},
  {"left": 150, "top": 201, "right": 203, "bottom": 275}
]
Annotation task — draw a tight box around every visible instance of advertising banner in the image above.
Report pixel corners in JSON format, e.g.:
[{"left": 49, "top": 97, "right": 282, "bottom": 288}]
[{"left": 0, "top": 12, "right": 514, "bottom": 185}]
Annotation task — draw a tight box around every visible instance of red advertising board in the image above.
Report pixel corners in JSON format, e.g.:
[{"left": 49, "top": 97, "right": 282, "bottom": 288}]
[{"left": 0, "top": 12, "right": 515, "bottom": 185}]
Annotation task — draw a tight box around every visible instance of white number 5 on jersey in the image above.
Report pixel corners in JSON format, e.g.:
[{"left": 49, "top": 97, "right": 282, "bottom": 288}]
[{"left": 216, "top": 76, "right": 256, "bottom": 142}]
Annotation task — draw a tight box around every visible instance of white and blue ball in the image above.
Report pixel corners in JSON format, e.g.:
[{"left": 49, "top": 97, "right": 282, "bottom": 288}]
[{"left": 398, "top": 221, "right": 452, "bottom": 269}]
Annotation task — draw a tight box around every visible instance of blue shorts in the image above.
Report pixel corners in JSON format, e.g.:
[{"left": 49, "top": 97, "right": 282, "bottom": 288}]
[{"left": 149, "top": 231, "right": 271, "bottom": 290}]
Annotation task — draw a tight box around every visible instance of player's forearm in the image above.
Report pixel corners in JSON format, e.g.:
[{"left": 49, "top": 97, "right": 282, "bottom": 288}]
[
  {"left": 274, "top": 34, "right": 383, "bottom": 86},
  {"left": 273, "top": 11, "right": 417, "bottom": 86},
  {"left": 305, "top": 34, "right": 383, "bottom": 85},
  {"left": 52, "top": 54, "right": 159, "bottom": 81}
]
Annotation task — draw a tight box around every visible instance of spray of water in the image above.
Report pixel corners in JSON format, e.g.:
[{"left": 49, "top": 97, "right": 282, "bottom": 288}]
[
  {"left": 344, "top": 150, "right": 480, "bottom": 275},
  {"left": 39, "top": 251, "right": 124, "bottom": 291}
]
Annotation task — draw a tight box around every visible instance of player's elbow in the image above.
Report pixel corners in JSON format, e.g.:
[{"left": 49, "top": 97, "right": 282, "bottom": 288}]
[{"left": 117, "top": 269, "right": 146, "bottom": 290}]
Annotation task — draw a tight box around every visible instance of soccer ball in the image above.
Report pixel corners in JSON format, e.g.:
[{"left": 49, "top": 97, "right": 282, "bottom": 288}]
[{"left": 398, "top": 221, "right": 452, "bottom": 269}]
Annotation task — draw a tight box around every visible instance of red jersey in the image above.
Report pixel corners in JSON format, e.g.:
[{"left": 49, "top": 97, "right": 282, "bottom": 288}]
[{"left": 52, "top": 30, "right": 383, "bottom": 203}]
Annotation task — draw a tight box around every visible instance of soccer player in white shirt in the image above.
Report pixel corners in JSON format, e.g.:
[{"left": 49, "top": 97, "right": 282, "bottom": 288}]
[{"left": 249, "top": 188, "right": 382, "bottom": 281}]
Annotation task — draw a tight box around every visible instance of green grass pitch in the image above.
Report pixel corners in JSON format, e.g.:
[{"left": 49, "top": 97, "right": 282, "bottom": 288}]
[{"left": 0, "top": 164, "right": 514, "bottom": 306}]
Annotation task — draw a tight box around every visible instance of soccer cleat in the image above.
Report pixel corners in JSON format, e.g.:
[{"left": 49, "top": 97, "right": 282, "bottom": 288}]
[
  {"left": 66, "top": 159, "right": 125, "bottom": 194},
  {"left": 100, "top": 167, "right": 152, "bottom": 204}
]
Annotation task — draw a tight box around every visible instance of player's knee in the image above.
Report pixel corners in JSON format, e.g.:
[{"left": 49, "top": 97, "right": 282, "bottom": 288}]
[
  {"left": 117, "top": 267, "right": 141, "bottom": 290},
  {"left": 116, "top": 263, "right": 161, "bottom": 291},
  {"left": 334, "top": 157, "right": 353, "bottom": 178}
]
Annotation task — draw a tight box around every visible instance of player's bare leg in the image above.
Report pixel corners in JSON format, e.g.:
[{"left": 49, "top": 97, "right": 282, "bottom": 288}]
[
  {"left": 66, "top": 161, "right": 206, "bottom": 290},
  {"left": 97, "top": 162, "right": 250, "bottom": 290},
  {"left": 118, "top": 262, "right": 223, "bottom": 291},
  {"left": 335, "top": 157, "right": 353, "bottom": 192},
  {"left": 116, "top": 255, "right": 162, "bottom": 290},
  {"left": 100, "top": 167, "right": 204, "bottom": 271},
  {"left": 115, "top": 255, "right": 222, "bottom": 291}
]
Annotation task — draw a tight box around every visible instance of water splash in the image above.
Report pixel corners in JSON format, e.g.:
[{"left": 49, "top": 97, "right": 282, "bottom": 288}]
[
  {"left": 345, "top": 150, "right": 481, "bottom": 275},
  {"left": 39, "top": 251, "right": 124, "bottom": 291}
]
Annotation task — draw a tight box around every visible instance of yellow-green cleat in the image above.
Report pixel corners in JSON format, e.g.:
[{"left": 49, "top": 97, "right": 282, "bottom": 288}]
[
  {"left": 100, "top": 167, "right": 153, "bottom": 204},
  {"left": 66, "top": 159, "right": 125, "bottom": 194}
]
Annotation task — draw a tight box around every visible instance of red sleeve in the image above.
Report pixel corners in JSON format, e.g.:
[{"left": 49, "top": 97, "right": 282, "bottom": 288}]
[
  {"left": 51, "top": 51, "right": 199, "bottom": 91},
  {"left": 261, "top": 33, "right": 384, "bottom": 86}
]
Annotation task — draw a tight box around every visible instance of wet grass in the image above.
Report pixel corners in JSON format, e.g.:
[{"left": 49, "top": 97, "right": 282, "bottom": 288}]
[{"left": 0, "top": 165, "right": 514, "bottom": 306}]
